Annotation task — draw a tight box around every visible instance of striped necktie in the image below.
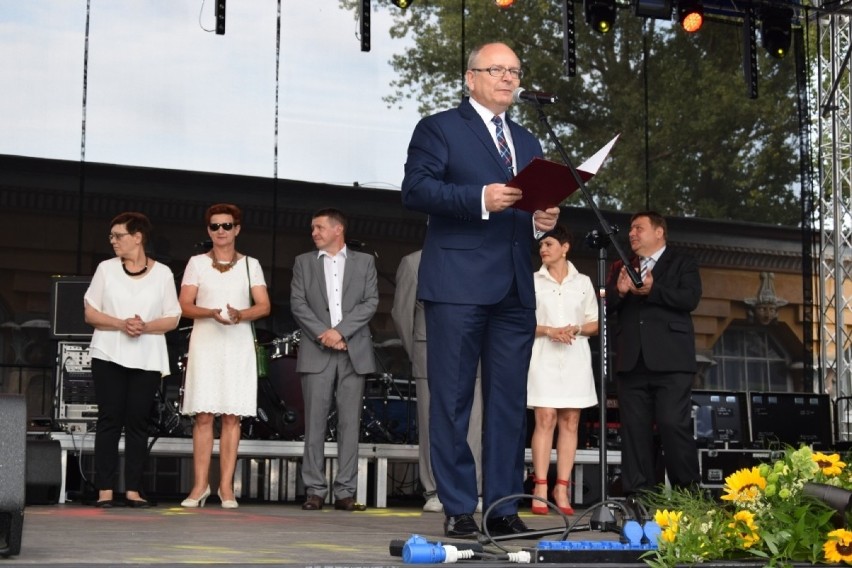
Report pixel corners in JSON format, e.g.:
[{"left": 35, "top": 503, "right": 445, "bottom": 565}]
[
  {"left": 491, "top": 115, "right": 513, "bottom": 170},
  {"left": 641, "top": 257, "right": 653, "bottom": 280}
]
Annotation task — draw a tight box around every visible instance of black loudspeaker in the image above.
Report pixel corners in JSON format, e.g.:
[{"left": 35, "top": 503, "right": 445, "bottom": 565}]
[
  {"left": 0, "top": 395, "right": 26, "bottom": 557},
  {"left": 50, "top": 275, "right": 93, "bottom": 339},
  {"left": 25, "top": 439, "right": 62, "bottom": 505}
]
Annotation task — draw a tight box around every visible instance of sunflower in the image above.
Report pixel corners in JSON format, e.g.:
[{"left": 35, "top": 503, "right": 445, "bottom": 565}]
[
  {"left": 823, "top": 528, "right": 852, "bottom": 564},
  {"left": 813, "top": 452, "right": 847, "bottom": 477},
  {"left": 654, "top": 509, "right": 682, "bottom": 544},
  {"left": 727, "top": 510, "right": 760, "bottom": 549},
  {"left": 720, "top": 467, "right": 767, "bottom": 504}
]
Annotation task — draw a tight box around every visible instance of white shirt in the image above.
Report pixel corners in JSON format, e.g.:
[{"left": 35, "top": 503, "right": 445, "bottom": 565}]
[
  {"left": 318, "top": 246, "right": 347, "bottom": 327},
  {"left": 469, "top": 97, "right": 517, "bottom": 220},
  {"left": 84, "top": 257, "right": 181, "bottom": 376},
  {"left": 642, "top": 246, "right": 666, "bottom": 276}
]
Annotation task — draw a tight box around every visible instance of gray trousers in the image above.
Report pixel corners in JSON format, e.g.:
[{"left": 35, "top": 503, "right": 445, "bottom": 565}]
[{"left": 300, "top": 352, "right": 365, "bottom": 500}]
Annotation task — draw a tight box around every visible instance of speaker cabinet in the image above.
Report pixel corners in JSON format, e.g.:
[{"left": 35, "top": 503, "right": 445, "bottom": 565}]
[
  {"left": 50, "top": 276, "right": 92, "bottom": 339},
  {"left": 0, "top": 395, "right": 26, "bottom": 557},
  {"left": 25, "top": 439, "right": 62, "bottom": 505}
]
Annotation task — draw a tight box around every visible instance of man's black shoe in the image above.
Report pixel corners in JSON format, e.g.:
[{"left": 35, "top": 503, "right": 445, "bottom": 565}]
[
  {"left": 444, "top": 514, "right": 480, "bottom": 538},
  {"left": 484, "top": 514, "right": 534, "bottom": 538}
]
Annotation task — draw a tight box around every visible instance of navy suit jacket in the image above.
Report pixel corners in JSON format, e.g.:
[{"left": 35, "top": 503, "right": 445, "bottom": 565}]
[
  {"left": 401, "top": 98, "right": 544, "bottom": 309},
  {"left": 605, "top": 247, "right": 702, "bottom": 374}
]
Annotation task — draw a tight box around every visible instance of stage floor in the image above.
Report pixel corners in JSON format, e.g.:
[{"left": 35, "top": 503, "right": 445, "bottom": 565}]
[{"left": 4, "top": 500, "right": 633, "bottom": 567}]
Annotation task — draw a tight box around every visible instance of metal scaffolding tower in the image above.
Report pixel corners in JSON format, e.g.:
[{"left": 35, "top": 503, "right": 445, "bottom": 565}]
[{"left": 816, "top": 3, "right": 852, "bottom": 439}]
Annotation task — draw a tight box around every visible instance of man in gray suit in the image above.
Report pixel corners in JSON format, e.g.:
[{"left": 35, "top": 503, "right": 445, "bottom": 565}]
[
  {"left": 391, "top": 250, "right": 483, "bottom": 514},
  {"left": 290, "top": 208, "right": 378, "bottom": 511}
]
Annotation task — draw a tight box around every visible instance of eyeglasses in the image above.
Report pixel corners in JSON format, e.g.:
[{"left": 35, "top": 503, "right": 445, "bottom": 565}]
[
  {"left": 108, "top": 232, "right": 130, "bottom": 241},
  {"left": 469, "top": 66, "right": 523, "bottom": 80},
  {"left": 209, "top": 223, "right": 236, "bottom": 231}
]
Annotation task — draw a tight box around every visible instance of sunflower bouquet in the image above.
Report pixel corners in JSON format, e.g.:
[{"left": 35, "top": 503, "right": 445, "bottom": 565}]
[{"left": 645, "top": 446, "right": 852, "bottom": 567}]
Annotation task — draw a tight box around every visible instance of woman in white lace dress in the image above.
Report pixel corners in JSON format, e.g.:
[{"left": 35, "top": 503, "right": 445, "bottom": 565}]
[{"left": 178, "top": 203, "right": 270, "bottom": 508}]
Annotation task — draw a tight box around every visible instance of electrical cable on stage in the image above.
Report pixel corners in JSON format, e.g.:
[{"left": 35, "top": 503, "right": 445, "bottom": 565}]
[{"left": 389, "top": 492, "right": 662, "bottom": 563}]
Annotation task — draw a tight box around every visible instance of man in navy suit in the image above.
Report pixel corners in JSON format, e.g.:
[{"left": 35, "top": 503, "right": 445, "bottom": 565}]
[
  {"left": 401, "top": 42, "right": 560, "bottom": 538},
  {"left": 605, "top": 211, "right": 702, "bottom": 499}
]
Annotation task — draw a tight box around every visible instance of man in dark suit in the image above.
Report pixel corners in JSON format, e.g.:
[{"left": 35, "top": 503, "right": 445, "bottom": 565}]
[
  {"left": 401, "top": 42, "right": 560, "bottom": 538},
  {"left": 605, "top": 211, "right": 702, "bottom": 498},
  {"left": 290, "top": 208, "right": 378, "bottom": 512},
  {"left": 391, "top": 250, "right": 483, "bottom": 514}
]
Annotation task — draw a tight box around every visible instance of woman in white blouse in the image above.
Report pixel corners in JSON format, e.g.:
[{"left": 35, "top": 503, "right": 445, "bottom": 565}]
[
  {"left": 84, "top": 212, "right": 181, "bottom": 508},
  {"left": 527, "top": 225, "right": 599, "bottom": 516}
]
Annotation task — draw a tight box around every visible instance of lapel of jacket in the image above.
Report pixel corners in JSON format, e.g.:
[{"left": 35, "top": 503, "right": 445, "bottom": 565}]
[
  {"left": 311, "top": 253, "right": 329, "bottom": 307},
  {"left": 505, "top": 115, "right": 531, "bottom": 169},
  {"left": 460, "top": 98, "right": 511, "bottom": 179},
  {"left": 341, "top": 250, "right": 359, "bottom": 307},
  {"left": 653, "top": 248, "right": 672, "bottom": 278}
]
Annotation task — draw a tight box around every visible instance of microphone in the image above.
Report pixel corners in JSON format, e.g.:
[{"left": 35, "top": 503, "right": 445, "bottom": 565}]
[{"left": 512, "top": 87, "right": 558, "bottom": 105}]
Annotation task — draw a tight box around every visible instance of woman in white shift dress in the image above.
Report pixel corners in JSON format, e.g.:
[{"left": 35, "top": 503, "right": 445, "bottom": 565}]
[
  {"left": 178, "top": 203, "right": 270, "bottom": 508},
  {"left": 527, "top": 225, "right": 599, "bottom": 516}
]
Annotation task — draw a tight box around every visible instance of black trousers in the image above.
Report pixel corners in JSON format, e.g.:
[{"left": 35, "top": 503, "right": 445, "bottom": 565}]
[
  {"left": 616, "top": 363, "right": 699, "bottom": 495},
  {"left": 92, "top": 359, "right": 160, "bottom": 492}
]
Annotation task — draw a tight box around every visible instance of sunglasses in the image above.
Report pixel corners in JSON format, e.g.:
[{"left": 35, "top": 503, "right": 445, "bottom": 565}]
[{"left": 209, "top": 223, "right": 236, "bottom": 231}]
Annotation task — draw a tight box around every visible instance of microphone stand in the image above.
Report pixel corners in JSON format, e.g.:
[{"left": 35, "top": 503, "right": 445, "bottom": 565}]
[{"left": 529, "top": 102, "right": 641, "bottom": 530}]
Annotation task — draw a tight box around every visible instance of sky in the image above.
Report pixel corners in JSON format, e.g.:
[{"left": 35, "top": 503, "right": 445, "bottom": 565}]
[{"left": 0, "top": 1, "right": 422, "bottom": 189}]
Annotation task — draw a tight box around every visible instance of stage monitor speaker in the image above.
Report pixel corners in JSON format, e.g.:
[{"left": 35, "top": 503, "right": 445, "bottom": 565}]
[
  {"left": 25, "top": 439, "right": 62, "bottom": 505},
  {"left": 749, "top": 392, "right": 832, "bottom": 449},
  {"left": 0, "top": 395, "right": 26, "bottom": 557},
  {"left": 50, "top": 275, "right": 92, "bottom": 339},
  {"left": 691, "top": 390, "right": 749, "bottom": 447}
]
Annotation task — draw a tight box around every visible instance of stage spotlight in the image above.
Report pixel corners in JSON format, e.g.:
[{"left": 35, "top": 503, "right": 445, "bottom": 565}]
[
  {"left": 761, "top": 6, "right": 793, "bottom": 59},
  {"left": 585, "top": 0, "right": 617, "bottom": 34},
  {"left": 633, "top": 0, "right": 671, "bottom": 20},
  {"left": 391, "top": 0, "right": 413, "bottom": 8},
  {"left": 678, "top": 0, "right": 703, "bottom": 33}
]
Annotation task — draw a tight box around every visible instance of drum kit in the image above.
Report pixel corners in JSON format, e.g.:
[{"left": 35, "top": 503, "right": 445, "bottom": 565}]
[{"left": 152, "top": 328, "right": 417, "bottom": 444}]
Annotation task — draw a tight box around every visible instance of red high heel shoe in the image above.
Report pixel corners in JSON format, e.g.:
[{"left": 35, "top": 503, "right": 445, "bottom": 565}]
[
  {"left": 531, "top": 477, "right": 549, "bottom": 515},
  {"left": 553, "top": 479, "right": 574, "bottom": 515}
]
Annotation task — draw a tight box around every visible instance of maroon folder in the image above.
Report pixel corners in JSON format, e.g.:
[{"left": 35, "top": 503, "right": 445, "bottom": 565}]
[{"left": 509, "top": 134, "right": 619, "bottom": 213}]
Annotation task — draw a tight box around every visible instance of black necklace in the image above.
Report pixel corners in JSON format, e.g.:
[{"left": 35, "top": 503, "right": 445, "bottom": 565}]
[{"left": 122, "top": 257, "right": 148, "bottom": 277}]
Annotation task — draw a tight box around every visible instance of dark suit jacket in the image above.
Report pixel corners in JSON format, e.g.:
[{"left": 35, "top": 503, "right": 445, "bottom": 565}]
[
  {"left": 401, "top": 97, "right": 543, "bottom": 309},
  {"left": 605, "top": 247, "right": 701, "bottom": 374},
  {"left": 289, "top": 249, "right": 378, "bottom": 376}
]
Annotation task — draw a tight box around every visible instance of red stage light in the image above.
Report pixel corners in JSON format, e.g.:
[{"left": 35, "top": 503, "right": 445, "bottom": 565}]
[
  {"left": 681, "top": 10, "right": 703, "bottom": 32},
  {"left": 678, "top": 0, "right": 703, "bottom": 33}
]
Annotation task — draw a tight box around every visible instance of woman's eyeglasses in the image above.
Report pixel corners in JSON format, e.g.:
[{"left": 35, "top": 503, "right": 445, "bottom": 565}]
[{"left": 209, "top": 223, "right": 235, "bottom": 231}]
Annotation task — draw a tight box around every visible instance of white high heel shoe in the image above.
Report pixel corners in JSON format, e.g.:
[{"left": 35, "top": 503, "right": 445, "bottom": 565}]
[
  {"left": 181, "top": 485, "right": 211, "bottom": 508},
  {"left": 218, "top": 489, "right": 239, "bottom": 509}
]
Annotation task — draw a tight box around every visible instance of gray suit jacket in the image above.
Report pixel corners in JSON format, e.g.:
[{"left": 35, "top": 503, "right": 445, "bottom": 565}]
[
  {"left": 391, "top": 250, "right": 426, "bottom": 379},
  {"left": 290, "top": 248, "right": 378, "bottom": 376}
]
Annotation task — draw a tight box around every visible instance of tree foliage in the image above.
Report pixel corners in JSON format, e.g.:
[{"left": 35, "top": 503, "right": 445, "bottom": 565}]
[{"left": 345, "top": 0, "right": 802, "bottom": 225}]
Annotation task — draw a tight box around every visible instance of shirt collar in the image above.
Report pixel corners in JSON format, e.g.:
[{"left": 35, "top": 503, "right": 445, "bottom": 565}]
[
  {"left": 317, "top": 245, "right": 348, "bottom": 260},
  {"left": 468, "top": 96, "right": 506, "bottom": 126},
  {"left": 644, "top": 246, "right": 666, "bottom": 263}
]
